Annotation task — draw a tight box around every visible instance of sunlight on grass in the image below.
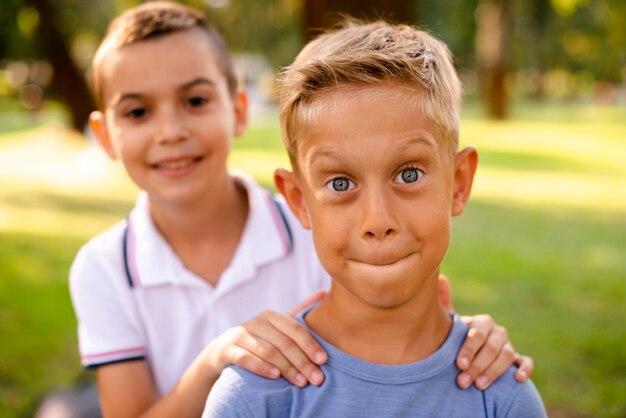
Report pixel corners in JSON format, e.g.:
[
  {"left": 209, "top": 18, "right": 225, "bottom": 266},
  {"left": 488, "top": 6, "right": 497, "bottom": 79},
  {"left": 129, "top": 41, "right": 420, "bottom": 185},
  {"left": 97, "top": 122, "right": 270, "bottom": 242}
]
[
  {"left": 460, "top": 120, "right": 626, "bottom": 213},
  {"left": 228, "top": 150, "right": 290, "bottom": 189},
  {"left": 473, "top": 168, "right": 625, "bottom": 213},
  {"left": 0, "top": 128, "right": 136, "bottom": 237}
]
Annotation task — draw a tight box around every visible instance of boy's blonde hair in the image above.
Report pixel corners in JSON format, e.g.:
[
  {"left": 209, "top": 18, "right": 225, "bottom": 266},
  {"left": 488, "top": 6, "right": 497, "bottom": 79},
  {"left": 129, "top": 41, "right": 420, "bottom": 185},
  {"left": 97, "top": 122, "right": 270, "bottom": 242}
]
[
  {"left": 91, "top": 1, "right": 237, "bottom": 110},
  {"left": 279, "top": 19, "right": 461, "bottom": 163}
]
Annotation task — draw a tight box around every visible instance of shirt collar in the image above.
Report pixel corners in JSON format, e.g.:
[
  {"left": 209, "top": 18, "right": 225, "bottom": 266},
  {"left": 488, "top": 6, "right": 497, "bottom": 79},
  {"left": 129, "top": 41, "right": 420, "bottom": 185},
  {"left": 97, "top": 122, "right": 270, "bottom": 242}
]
[{"left": 127, "top": 172, "right": 292, "bottom": 288}]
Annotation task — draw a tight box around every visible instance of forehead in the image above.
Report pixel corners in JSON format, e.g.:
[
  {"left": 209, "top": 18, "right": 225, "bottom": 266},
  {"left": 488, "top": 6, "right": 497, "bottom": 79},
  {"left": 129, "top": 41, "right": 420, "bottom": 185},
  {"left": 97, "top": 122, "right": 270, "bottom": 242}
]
[
  {"left": 98, "top": 28, "right": 226, "bottom": 103},
  {"left": 294, "top": 85, "right": 445, "bottom": 160}
]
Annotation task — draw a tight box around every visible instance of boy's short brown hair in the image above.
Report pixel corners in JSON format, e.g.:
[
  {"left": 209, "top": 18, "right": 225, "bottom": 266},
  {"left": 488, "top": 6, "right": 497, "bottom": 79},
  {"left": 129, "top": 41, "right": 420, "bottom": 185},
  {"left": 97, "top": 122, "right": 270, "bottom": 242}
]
[
  {"left": 279, "top": 19, "right": 462, "bottom": 163},
  {"left": 91, "top": 1, "right": 237, "bottom": 110}
]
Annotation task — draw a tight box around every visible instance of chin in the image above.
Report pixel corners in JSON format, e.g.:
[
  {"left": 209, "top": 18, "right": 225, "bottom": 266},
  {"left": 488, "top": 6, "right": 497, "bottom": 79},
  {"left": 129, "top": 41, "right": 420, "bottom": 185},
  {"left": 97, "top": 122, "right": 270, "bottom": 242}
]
[
  {"left": 337, "top": 265, "right": 435, "bottom": 310},
  {"left": 339, "top": 277, "right": 421, "bottom": 310}
]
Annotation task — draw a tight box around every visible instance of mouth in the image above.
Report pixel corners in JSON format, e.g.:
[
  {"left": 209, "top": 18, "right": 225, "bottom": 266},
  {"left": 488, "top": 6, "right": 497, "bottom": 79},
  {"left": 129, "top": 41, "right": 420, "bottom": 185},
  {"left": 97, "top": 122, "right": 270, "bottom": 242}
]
[
  {"left": 352, "top": 252, "right": 415, "bottom": 267},
  {"left": 151, "top": 156, "right": 203, "bottom": 170}
]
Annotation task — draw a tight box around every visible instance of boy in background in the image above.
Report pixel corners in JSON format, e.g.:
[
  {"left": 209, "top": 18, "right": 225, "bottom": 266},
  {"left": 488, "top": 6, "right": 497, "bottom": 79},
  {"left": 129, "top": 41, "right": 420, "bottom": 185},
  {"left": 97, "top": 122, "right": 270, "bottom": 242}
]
[
  {"left": 203, "top": 19, "right": 547, "bottom": 417},
  {"left": 70, "top": 2, "right": 533, "bottom": 417}
]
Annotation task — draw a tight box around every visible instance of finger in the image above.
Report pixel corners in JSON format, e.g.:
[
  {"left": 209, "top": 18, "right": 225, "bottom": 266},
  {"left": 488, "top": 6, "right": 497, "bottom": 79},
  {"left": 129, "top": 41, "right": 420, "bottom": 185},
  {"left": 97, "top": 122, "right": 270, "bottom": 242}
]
[
  {"left": 456, "top": 315, "right": 494, "bottom": 371},
  {"left": 288, "top": 290, "right": 327, "bottom": 316},
  {"left": 513, "top": 354, "right": 533, "bottom": 382},
  {"left": 469, "top": 340, "right": 516, "bottom": 390},
  {"left": 226, "top": 343, "right": 308, "bottom": 387},
  {"left": 231, "top": 323, "right": 310, "bottom": 387},
  {"left": 265, "top": 313, "right": 327, "bottom": 385},
  {"left": 438, "top": 274, "right": 454, "bottom": 312}
]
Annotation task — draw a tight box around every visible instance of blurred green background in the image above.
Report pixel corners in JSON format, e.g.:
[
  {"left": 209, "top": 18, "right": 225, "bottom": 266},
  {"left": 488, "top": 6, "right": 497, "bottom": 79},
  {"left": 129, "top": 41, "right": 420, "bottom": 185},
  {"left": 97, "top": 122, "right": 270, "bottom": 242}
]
[{"left": 1, "top": 0, "right": 625, "bottom": 417}]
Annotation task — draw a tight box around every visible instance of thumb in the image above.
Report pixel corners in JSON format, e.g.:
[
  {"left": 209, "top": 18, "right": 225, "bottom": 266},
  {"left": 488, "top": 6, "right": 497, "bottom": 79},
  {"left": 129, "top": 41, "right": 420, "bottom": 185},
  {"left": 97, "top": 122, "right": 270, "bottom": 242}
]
[
  {"left": 289, "top": 289, "right": 327, "bottom": 316},
  {"left": 438, "top": 274, "right": 455, "bottom": 312}
]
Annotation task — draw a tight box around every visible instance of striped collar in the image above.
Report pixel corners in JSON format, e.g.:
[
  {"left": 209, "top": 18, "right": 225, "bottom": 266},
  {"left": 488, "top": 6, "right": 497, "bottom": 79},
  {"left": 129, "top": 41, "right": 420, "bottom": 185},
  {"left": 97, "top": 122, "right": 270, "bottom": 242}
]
[{"left": 124, "top": 172, "right": 293, "bottom": 289}]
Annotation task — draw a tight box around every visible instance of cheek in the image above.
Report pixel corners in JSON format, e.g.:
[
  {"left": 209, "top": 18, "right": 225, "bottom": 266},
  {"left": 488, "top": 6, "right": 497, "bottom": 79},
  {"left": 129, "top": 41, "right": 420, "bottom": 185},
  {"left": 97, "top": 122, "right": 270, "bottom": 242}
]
[
  {"left": 421, "top": 207, "right": 452, "bottom": 258},
  {"left": 309, "top": 203, "right": 352, "bottom": 253},
  {"left": 405, "top": 194, "right": 451, "bottom": 242}
]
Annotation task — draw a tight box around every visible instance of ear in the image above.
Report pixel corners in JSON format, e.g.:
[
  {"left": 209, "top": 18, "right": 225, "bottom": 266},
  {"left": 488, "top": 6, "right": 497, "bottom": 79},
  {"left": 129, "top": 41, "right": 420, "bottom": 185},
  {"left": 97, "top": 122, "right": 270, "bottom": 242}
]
[
  {"left": 89, "top": 111, "right": 117, "bottom": 160},
  {"left": 451, "top": 146, "right": 478, "bottom": 216},
  {"left": 232, "top": 90, "right": 249, "bottom": 137},
  {"left": 274, "top": 168, "right": 311, "bottom": 230}
]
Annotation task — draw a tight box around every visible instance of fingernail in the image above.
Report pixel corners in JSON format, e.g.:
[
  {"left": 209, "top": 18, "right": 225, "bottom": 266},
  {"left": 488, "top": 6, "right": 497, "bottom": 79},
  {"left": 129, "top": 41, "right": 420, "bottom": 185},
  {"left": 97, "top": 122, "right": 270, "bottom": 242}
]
[
  {"left": 269, "top": 368, "right": 280, "bottom": 378},
  {"left": 311, "top": 371, "right": 323, "bottom": 385},
  {"left": 314, "top": 352, "right": 326, "bottom": 364},
  {"left": 458, "top": 373, "right": 470, "bottom": 388},
  {"left": 517, "top": 370, "right": 527, "bottom": 381},
  {"left": 476, "top": 376, "right": 489, "bottom": 389},
  {"left": 295, "top": 374, "right": 307, "bottom": 386},
  {"left": 458, "top": 357, "right": 469, "bottom": 370}
]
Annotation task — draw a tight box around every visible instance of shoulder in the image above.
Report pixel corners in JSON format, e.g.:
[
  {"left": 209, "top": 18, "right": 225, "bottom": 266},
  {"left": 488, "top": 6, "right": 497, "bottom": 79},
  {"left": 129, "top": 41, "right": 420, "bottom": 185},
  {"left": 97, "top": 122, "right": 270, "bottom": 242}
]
[
  {"left": 71, "top": 219, "right": 127, "bottom": 272},
  {"left": 220, "top": 365, "right": 294, "bottom": 398},
  {"left": 485, "top": 370, "right": 547, "bottom": 417},
  {"left": 204, "top": 366, "right": 293, "bottom": 418},
  {"left": 69, "top": 219, "right": 129, "bottom": 304}
]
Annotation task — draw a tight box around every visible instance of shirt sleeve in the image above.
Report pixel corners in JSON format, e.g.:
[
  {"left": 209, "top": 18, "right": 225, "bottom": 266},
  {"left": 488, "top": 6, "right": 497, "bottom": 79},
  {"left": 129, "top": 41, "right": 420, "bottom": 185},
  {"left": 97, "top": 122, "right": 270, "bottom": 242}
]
[
  {"left": 502, "top": 379, "right": 548, "bottom": 418},
  {"left": 202, "top": 368, "right": 255, "bottom": 418},
  {"left": 69, "top": 229, "right": 147, "bottom": 368}
]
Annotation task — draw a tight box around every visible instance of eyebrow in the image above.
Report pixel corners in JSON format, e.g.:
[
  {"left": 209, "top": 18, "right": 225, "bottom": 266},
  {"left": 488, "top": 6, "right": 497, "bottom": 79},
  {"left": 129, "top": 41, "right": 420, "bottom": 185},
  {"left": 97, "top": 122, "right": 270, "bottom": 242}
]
[
  {"left": 307, "top": 133, "right": 438, "bottom": 166},
  {"left": 395, "top": 134, "right": 439, "bottom": 151},
  {"left": 109, "top": 77, "right": 217, "bottom": 107}
]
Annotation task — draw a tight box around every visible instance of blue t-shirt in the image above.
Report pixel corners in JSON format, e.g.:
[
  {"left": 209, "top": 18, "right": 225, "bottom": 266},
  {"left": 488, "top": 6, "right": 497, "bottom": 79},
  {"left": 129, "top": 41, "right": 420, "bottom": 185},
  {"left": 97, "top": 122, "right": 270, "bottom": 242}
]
[{"left": 203, "top": 311, "right": 547, "bottom": 418}]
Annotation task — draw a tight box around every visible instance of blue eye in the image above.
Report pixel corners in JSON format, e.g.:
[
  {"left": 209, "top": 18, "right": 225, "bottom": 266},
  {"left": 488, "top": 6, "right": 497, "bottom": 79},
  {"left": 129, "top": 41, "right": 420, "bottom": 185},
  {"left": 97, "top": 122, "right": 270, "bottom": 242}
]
[
  {"left": 326, "top": 177, "right": 354, "bottom": 192},
  {"left": 395, "top": 168, "right": 423, "bottom": 184}
]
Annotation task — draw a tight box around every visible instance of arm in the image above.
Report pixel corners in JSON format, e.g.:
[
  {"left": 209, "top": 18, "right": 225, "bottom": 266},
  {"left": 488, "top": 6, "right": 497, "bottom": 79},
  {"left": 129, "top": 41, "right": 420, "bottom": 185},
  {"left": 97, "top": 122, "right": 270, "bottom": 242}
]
[
  {"left": 198, "top": 290, "right": 328, "bottom": 388},
  {"left": 438, "top": 275, "right": 534, "bottom": 390},
  {"left": 95, "top": 354, "right": 224, "bottom": 418},
  {"left": 96, "top": 291, "right": 328, "bottom": 418}
]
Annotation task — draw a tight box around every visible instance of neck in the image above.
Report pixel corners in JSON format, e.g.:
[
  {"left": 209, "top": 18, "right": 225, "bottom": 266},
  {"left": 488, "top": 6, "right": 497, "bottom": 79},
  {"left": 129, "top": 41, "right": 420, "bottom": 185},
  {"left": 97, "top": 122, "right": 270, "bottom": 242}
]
[
  {"left": 148, "top": 173, "right": 246, "bottom": 244},
  {"left": 143, "top": 173, "right": 249, "bottom": 286},
  {"left": 305, "top": 273, "right": 451, "bottom": 365}
]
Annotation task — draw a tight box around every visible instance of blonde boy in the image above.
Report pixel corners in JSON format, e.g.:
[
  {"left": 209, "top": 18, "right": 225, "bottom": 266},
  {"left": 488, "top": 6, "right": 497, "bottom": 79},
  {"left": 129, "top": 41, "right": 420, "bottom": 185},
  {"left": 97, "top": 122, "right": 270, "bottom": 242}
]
[
  {"left": 70, "top": 2, "right": 533, "bottom": 417},
  {"left": 203, "top": 20, "right": 547, "bottom": 417}
]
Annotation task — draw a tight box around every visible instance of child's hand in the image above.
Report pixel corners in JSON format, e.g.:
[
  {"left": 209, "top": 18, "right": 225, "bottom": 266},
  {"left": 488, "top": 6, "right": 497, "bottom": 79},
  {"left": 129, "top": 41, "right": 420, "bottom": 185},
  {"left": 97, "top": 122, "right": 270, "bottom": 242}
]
[
  {"left": 204, "top": 290, "right": 328, "bottom": 387},
  {"left": 455, "top": 314, "right": 534, "bottom": 390},
  {"left": 438, "top": 275, "right": 534, "bottom": 390}
]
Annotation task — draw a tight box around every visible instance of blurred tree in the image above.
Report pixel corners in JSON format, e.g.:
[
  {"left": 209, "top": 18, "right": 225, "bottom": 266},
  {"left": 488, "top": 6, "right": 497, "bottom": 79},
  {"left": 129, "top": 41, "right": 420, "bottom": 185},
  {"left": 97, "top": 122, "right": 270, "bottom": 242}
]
[
  {"left": 23, "top": 0, "right": 93, "bottom": 131},
  {"left": 302, "top": 0, "right": 416, "bottom": 39},
  {"left": 520, "top": 0, "right": 552, "bottom": 99},
  {"left": 417, "top": 0, "right": 479, "bottom": 68},
  {"left": 475, "top": 0, "right": 512, "bottom": 119},
  {"left": 200, "top": 0, "right": 302, "bottom": 68},
  {"left": 1, "top": 0, "right": 623, "bottom": 129}
]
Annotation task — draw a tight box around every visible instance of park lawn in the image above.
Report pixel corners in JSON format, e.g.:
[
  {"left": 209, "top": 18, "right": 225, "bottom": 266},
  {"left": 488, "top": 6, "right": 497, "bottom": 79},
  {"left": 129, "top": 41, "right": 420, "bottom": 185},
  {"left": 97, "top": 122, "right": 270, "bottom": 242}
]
[{"left": 0, "top": 107, "right": 625, "bottom": 417}]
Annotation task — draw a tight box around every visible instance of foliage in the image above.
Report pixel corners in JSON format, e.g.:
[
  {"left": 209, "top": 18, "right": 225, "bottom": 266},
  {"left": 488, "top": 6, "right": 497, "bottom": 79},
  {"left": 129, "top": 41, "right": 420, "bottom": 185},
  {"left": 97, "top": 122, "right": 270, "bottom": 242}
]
[
  {"left": 1, "top": 0, "right": 624, "bottom": 84},
  {"left": 418, "top": 0, "right": 626, "bottom": 97}
]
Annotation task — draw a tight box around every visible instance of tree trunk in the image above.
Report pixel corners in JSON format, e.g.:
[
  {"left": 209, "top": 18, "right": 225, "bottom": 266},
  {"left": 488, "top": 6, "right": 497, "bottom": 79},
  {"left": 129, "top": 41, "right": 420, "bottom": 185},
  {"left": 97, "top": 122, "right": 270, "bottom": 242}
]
[
  {"left": 529, "top": 0, "right": 550, "bottom": 100},
  {"left": 303, "top": 0, "right": 416, "bottom": 39},
  {"left": 24, "top": 0, "right": 94, "bottom": 132},
  {"left": 475, "top": 0, "right": 512, "bottom": 119}
]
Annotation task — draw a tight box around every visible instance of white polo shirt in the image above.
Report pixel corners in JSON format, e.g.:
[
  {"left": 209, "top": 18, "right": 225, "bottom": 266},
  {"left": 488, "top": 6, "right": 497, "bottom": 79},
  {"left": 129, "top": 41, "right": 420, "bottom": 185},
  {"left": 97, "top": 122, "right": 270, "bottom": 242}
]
[{"left": 69, "top": 173, "right": 330, "bottom": 395}]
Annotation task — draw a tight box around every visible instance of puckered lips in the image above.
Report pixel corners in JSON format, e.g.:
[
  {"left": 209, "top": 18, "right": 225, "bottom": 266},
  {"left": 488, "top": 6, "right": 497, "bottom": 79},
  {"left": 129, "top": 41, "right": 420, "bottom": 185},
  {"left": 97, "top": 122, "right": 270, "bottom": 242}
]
[
  {"left": 349, "top": 251, "right": 416, "bottom": 268},
  {"left": 150, "top": 155, "right": 204, "bottom": 177}
]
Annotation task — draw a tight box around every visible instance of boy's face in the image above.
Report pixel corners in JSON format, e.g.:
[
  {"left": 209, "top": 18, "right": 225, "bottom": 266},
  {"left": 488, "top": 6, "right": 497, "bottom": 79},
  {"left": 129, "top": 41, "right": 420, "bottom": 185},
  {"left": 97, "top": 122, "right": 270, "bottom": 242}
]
[
  {"left": 277, "top": 86, "right": 476, "bottom": 309},
  {"left": 90, "top": 28, "right": 247, "bottom": 205}
]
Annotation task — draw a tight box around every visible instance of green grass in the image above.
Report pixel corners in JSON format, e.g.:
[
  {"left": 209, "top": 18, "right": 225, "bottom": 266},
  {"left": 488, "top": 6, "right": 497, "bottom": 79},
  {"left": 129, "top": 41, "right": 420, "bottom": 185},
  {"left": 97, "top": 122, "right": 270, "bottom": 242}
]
[{"left": 1, "top": 103, "right": 625, "bottom": 417}]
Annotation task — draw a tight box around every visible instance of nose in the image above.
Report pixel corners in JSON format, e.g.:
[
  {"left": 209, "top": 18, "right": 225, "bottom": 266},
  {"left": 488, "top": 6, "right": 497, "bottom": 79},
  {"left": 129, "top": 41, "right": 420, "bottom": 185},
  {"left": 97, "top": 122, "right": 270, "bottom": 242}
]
[
  {"left": 155, "top": 105, "right": 189, "bottom": 144},
  {"left": 360, "top": 189, "right": 399, "bottom": 241}
]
